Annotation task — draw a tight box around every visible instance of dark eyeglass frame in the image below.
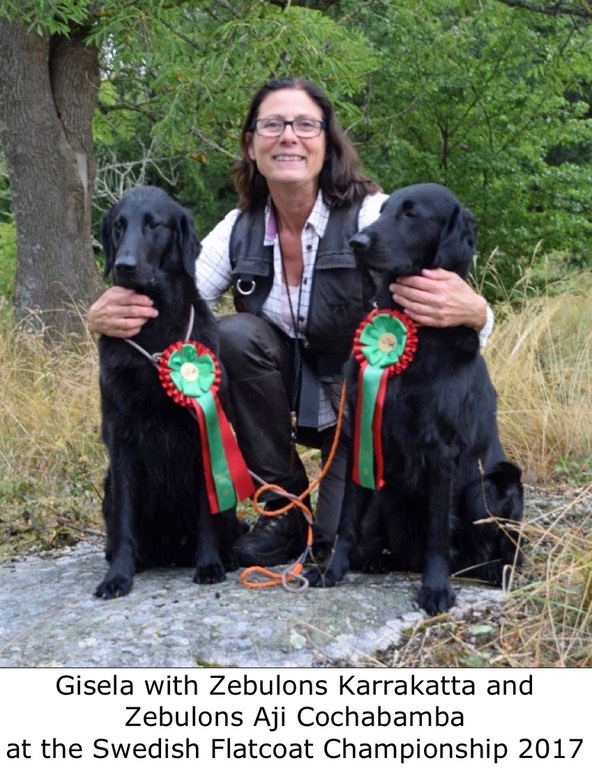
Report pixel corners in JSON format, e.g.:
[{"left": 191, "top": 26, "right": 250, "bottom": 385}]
[{"left": 250, "top": 118, "right": 327, "bottom": 138}]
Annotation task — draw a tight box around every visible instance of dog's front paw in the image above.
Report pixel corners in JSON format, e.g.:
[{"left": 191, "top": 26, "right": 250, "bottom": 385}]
[
  {"left": 95, "top": 573, "right": 133, "bottom": 600},
  {"left": 417, "top": 584, "right": 456, "bottom": 616},
  {"left": 193, "top": 563, "right": 226, "bottom": 584}
]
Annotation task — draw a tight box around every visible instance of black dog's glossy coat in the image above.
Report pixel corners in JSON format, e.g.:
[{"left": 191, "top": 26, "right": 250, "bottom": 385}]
[
  {"left": 307, "top": 183, "right": 523, "bottom": 614},
  {"left": 95, "top": 185, "right": 246, "bottom": 599}
]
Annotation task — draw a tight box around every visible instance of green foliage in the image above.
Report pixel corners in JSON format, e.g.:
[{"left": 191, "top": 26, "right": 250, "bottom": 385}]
[
  {"left": 3, "top": 0, "right": 592, "bottom": 296},
  {"left": 100, "top": 2, "right": 376, "bottom": 151},
  {"left": 554, "top": 453, "right": 592, "bottom": 486},
  {"left": 0, "top": 0, "right": 96, "bottom": 34},
  {"left": 333, "top": 0, "right": 592, "bottom": 294},
  {"left": 90, "top": 0, "right": 379, "bottom": 235},
  {"left": 0, "top": 220, "right": 16, "bottom": 298}
]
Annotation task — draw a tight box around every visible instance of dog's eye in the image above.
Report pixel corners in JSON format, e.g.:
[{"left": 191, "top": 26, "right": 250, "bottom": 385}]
[
  {"left": 400, "top": 200, "right": 416, "bottom": 218},
  {"left": 146, "top": 217, "right": 161, "bottom": 230}
]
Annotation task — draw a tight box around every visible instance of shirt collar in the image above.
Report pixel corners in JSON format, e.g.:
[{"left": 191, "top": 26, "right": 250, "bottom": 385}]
[{"left": 264, "top": 190, "right": 330, "bottom": 245}]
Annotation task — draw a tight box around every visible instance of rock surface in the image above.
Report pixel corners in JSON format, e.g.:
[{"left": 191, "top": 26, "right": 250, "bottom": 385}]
[{"left": 0, "top": 539, "right": 505, "bottom": 668}]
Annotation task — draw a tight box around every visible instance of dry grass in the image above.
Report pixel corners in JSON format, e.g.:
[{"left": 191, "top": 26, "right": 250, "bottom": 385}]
[
  {"left": 0, "top": 302, "right": 106, "bottom": 557},
  {"left": 0, "top": 276, "right": 590, "bottom": 666},
  {"left": 484, "top": 279, "right": 592, "bottom": 482},
  {"left": 374, "top": 483, "right": 592, "bottom": 669},
  {"left": 499, "top": 483, "right": 592, "bottom": 667}
]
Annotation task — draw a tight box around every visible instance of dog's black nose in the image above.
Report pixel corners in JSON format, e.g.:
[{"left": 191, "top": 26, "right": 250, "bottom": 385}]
[
  {"left": 350, "top": 232, "right": 371, "bottom": 251},
  {"left": 114, "top": 255, "right": 137, "bottom": 273}
]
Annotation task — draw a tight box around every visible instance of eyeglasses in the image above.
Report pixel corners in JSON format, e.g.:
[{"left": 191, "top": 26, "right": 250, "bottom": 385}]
[{"left": 251, "top": 117, "right": 326, "bottom": 138}]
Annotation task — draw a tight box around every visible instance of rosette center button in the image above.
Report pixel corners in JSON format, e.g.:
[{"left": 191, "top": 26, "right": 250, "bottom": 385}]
[{"left": 180, "top": 362, "right": 199, "bottom": 381}]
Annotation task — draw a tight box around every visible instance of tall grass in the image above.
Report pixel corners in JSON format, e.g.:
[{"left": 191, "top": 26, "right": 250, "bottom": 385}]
[
  {"left": 0, "top": 302, "right": 106, "bottom": 556},
  {"left": 480, "top": 270, "right": 592, "bottom": 667},
  {"left": 483, "top": 274, "right": 592, "bottom": 482},
  {"left": 0, "top": 279, "right": 589, "bottom": 507}
]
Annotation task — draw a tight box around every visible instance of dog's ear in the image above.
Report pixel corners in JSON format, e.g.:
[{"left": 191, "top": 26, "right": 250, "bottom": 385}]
[
  {"left": 434, "top": 204, "right": 477, "bottom": 278},
  {"left": 176, "top": 211, "right": 201, "bottom": 278},
  {"left": 100, "top": 208, "right": 116, "bottom": 278}
]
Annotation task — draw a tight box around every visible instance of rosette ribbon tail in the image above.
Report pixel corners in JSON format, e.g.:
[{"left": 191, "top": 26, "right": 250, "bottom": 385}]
[
  {"left": 191, "top": 391, "right": 254, "bottom": 513},
  {"left": 212, "top": 393, "right": 255, "bottom": 503},
  {"left": 353, "top": 361, "right": 389, "bottom": 490},
  {"left": 351, "top": 308, "right": 418, "bottom": 490},
  {"left": 158, "top": 340, "right": 254, "bottom": 515}
]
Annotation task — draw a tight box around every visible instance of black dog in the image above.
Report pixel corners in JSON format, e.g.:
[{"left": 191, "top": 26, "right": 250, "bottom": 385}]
[
  {"left": 95, "top": 185, "right": 248, "bottom": 599},
  {"left": 307, "top": 183, "right": 523, "bottom": 615}
]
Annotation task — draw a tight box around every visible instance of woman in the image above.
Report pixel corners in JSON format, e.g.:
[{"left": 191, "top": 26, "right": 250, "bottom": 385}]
[{"left": 89, "top": 77, "right": 491, "bottom": 568}]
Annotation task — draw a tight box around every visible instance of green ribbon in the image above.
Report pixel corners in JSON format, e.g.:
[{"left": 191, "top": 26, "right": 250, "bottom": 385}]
[
  {"left": 357, "top": 363, "right": 385, "bottom": 489},
  {"left": 163, "top": 342, "right": 238, "bottom": 511},
  {"left": 195, "top": 390, "right": 236, "bottom": 511}
]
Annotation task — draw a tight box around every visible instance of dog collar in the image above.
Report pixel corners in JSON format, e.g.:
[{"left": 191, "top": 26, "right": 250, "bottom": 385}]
[
  {"left": 352, "top": 308, "right": 418, "bottom": 489},
  {"left": 123, "top": 305, "right": 196, "bottom": 366}
]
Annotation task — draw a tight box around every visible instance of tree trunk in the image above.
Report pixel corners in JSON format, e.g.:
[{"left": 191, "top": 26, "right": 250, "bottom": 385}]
[{"left": 0, "top": 19, "right": 103, "bottom": 342}]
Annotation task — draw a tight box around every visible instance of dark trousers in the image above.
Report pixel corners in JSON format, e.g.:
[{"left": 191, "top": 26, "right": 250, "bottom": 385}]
[{"left": 217, "top": 313, "right": 348, "bottom": 547}]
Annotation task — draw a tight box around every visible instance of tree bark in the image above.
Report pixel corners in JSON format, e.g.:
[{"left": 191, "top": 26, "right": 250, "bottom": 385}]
[{"left": 0, "top": 18, "right": 103, "bottom": 342}]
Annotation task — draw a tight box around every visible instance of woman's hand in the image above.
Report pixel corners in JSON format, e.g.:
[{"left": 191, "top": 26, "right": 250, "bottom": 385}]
[
  {"left": 88, "top": 286, "right": 158, "bottom": 337},
  {"left": 390, "top": 268, "right": 487, "bottom": 331}
]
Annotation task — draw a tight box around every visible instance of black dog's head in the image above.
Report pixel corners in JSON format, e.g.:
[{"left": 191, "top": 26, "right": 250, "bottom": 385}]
[
  {"left": 351, "top": 183, "right": 476, "bottom": 280},
  {"left": 100, "top": 186, "right": 201, "bottom": 294}
]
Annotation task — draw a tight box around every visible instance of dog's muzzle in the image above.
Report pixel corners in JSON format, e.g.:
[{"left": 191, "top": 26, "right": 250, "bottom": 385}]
[{"left": 349, "top": 232, "right": 371, "bottom": 252}]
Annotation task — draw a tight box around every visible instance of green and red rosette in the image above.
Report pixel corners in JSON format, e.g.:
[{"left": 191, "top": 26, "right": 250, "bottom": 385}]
[
  {"left": 352, "top": 309, "right": 418, "bottom": 489},
  {"left": 158, "top": 341, "right": 254, "bottom": 513}
]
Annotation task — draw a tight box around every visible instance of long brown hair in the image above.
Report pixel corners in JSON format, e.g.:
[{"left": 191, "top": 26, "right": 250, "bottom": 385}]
[{"left": 233, "top": 77, "right": 381, "bottom": 211}]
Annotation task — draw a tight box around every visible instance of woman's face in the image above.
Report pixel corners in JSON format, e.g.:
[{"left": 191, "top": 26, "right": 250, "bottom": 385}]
[{"left": 247, "top": 88, "right": 326, "bottom": 195}]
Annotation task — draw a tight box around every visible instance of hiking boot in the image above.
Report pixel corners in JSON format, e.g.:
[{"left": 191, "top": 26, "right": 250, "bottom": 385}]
[{"left": 232, "top": 502, "right": 309, "bottom": 567}]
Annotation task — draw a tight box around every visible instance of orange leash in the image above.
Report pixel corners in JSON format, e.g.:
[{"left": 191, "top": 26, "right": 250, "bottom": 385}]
[{"left": 239, "top": 381, "right": 347, "bottom": 590}]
